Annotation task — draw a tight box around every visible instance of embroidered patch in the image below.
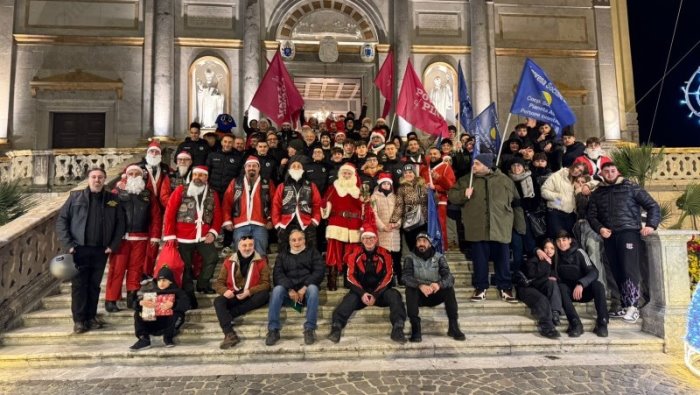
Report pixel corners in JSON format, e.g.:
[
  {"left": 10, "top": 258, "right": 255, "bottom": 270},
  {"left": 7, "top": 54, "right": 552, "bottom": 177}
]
[
  {"left": 626, "top": 243, "right": 634, "bottom": 250},
  {"left": 106, "top": 200, "right": 118, "bottom": 207}
]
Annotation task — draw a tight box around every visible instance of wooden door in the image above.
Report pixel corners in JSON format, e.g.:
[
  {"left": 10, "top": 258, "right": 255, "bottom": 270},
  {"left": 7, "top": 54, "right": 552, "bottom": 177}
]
[{"left": 52, "top": 113, "right": 106, "bottom": 149}]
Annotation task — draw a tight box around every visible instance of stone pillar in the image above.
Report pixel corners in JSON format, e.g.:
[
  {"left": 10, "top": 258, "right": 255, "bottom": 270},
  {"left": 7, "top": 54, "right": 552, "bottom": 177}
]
[
  {"left": 141, "top": 0, "right": 155, "bottom": 138},
  {"left": 643, "top": 230, "right": 697, "bottom": 354},
  {"left": 31, "top": 150, "right": 52, "bottom": 188},
  {"left": 470, "top": 0, "right": 491, "bottom": 114},
  {"left": 611, "top": 0, "right": 638, "bottom": 141},
  {"left": 152, "top": 0, "right": 174, "bottom": 138},
  {"left": 0, "top": 0, "right": 16, "bottom": 146},
  {"left": 593, "top": 3, "right": 621, "bottom": 141},
  {"left": 242, "top": 0, "right": 261, "bottom": 124},
  {"left": 393, "top": 0, "right": 411, "bottom": 136}
]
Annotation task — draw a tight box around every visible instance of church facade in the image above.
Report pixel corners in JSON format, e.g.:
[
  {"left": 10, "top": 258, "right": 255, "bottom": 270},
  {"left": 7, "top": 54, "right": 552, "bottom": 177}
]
[{"left": 0, "top": 0, "right": 637, "bottom": 150}]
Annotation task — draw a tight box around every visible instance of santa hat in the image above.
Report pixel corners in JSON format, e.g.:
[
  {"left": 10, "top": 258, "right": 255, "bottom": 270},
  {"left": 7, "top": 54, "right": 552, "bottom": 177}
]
[
  {"left": 369, "top": 127, "right": 386, "bottom": 143},
  {"left": 376, "top": 118, "right": 386, "bottom": 125},
  {"left": 377, "top": 172, "right": 393, "bottom": 186},
  {"left": 125, "top": 164, "right": 143, "bottom": 175},
  {"left": 176, "top": 151, "right": 192, "bottom": 160},
  {"left": 339, "top": 162, "right": 357, "bottom": 173},
  {"left": 334, "top": 130, "right": 346, "bottom": 137},
  {"left": 147, "top": 140, "right": 161, "bottom": 153},
  {"left": 192, "top": 165, "right": 208, "bottom": 175},
  {"left": 360, "top": 215, "right": 378, "bottom": 238},
  {"left": 244, "top": 156, "right": 260, "bottom": 167}
]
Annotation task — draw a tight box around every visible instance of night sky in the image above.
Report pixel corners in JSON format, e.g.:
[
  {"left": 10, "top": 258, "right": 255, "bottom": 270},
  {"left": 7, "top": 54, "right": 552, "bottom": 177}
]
[{"left": 627, "top": 0, "right": 700, "bottom": 147}]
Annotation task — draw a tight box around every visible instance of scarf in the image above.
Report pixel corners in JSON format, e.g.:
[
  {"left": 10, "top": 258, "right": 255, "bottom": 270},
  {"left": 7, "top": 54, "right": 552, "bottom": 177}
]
[{"left": 509, "top": 170, "right": 535, "bottom": 198}]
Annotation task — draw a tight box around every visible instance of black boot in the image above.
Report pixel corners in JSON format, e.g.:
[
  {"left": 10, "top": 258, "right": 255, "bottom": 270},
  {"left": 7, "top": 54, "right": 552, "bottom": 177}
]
[
  {"left": 327, "top": 267, "right": 337, "bottom": 291},
  {"left": 593, "top": 318, "right": 609, "bottom": 338},
  {"left": 105, "top": 301, "right": 120, "bottom": 313},
  {"left": 343, "top": 267, "right": 350, "bottom": 289},
  {"left": 447, "top": 319, "right": 466, "bottom": 341},
  {"left": 390, "top": 324, "right": 407, "bottom": 344},
  {"left": 552, "top": 310, "right": 561, "bottom": 326},
  {"left": 566, "top": 319, "right": 584, "bottom": 338},
  {"left": 328, "top": 324, "right": 342, "bottom": 343},
  {"left": 409, "top": 318, "right": 422, "bottom": 343},
  {"left": 126, "top": 291, "right": 137, "bottom": 310}
]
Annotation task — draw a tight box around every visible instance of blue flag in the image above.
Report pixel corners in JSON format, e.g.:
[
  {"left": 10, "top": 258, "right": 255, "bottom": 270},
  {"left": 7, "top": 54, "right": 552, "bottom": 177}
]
[
  {"left": 427, "top": 188, "right": 443, "bottom": 253},
  {"left": 510, "top": 58, "right": 576, "bottom": 136},
  {"left": 457, "top": 61, "right": 473, "bottom": 133},
  {"left": 471, "top": 103, "right": 501, "bottom": 157}
]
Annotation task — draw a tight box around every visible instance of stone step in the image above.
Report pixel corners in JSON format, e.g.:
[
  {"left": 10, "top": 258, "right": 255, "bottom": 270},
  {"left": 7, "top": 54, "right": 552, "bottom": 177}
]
[
  {"left": 0, "top": 331, "right": 664, "bottom": 368},
  {"left": 1, "top": 314, "right": 641, "bottom": 346}
]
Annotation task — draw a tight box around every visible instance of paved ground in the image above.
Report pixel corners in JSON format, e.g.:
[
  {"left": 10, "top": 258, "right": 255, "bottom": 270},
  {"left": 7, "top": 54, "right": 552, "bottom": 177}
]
[{"left": 1, "top": 363, "right": 699, "bottom": 395}]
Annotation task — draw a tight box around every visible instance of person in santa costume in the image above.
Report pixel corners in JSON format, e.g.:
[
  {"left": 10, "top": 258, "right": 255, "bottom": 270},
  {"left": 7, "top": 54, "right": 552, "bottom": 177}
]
[
  {"left": 138, "top": 140, "right": 172, "bottom": 277},
  {"left": 322, "top": 162, "right": 374, "bottom": 291},
  {"left": 169, "top": 151, "right": 193, "bottom": 192},
  {"left": 420, "top": 146, "right": 456, "bottom": 251},
  {"left": 105, "top": 165, "right": 162, "bottom": 312},
  {"left": 163, "top": 165, "right": 223, "bottom": 308},
  {"left": 369, "top": 126, "right": 388, "bottom": 156}
]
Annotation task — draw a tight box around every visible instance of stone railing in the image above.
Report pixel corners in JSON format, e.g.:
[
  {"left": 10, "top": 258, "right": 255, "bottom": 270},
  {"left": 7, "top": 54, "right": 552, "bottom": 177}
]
[
  {"left": 0, "top": 157, "right": 133, "bottom": 332},
  {"left": 651, "top": 148, "right": 700, "bottom": 184}
]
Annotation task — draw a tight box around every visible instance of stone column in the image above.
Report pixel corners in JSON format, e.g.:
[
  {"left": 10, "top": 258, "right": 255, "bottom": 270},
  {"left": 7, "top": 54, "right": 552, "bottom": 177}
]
[
  {"left": 593, "top": 3, "right": 621, "bottom": 141},
  {"left": 0, "top": 0, "right": 16, "bottom": 146},
  {"left": 141, "top": 0, "right": 155, "bottom": 138},
  {"left": 152, "top": 0, "right": 174, "bottom": 138},
  {"left": 242, "top": 0, "right": 261, "bottom": 125},
  {"left": 393, "top": 0, "right": 411, "bottom": 136},
  {"left": 643, "top": 230, "right": 697, "bottom": 354},
  {"left": 611, "top": 0, "right": 638, "bottom": 141},
  {"left": 470, "top": 0, "right": 491, "bottom": 114}
]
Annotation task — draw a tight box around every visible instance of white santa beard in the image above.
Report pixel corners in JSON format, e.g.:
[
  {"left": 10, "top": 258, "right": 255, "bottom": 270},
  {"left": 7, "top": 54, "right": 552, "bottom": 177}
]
[
  {"left": 146, "top": 155, "right": 162, "bottom": 167},
  {"left": 178, "top": 166, "right": 189, "bottom": 176},
  {"left": 187, "top": 182, "right": 206, "bottom": 197},
  {"left": 334, "top": 177, "right": 360, "bottom": 198},
  {"left": 124, "top": 176, "right": 145, "bottom": 194}
]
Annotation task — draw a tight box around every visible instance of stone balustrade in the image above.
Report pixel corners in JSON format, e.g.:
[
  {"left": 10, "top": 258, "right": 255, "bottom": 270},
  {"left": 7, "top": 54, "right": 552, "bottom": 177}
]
[{"left": 651, "top": 148, "right": 700, "bottom": 184}]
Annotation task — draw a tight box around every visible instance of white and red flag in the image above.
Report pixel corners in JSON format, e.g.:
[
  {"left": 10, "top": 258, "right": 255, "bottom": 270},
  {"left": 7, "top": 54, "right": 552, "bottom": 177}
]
[
  {"left": 373, "top": 51, "right": 394, "bottom": 118},
  {"left": 250, "top": 51, "right": 304, "bottom": 126},
  {"left": 396, "top": 60, "right": 449, "bottom": 138}
]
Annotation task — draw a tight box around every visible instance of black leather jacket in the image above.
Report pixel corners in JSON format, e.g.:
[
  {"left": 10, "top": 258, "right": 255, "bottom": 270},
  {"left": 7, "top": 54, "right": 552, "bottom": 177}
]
[
  {"left": 56, "top": 188, "right": 126, "bottom": 251},
  {"left": 587, "top": 178, "right": 660, "bottom": 233}
]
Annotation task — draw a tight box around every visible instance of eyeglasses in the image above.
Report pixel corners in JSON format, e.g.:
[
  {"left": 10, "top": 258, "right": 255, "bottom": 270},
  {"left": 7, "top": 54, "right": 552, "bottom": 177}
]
[{"left": 239, "top": 235, "right": 254, "bottom": 241}]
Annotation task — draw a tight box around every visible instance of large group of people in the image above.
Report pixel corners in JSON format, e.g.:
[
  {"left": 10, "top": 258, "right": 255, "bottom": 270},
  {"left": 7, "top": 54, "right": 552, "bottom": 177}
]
[{"left": 55, "top": 110, "right": 660, "bottom": 350}]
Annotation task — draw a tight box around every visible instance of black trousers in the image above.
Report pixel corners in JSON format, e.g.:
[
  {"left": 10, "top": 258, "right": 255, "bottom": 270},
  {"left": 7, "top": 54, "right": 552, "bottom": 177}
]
[
  {"left": 604, "top": 230, "right": 642, "bottom": 308},
  {"left": 213, "top": 292, "right": 269, "bottom": 334},
  {"left": 332, "top": 289, "right": 407, "bottom": 328},
  {"left": 134, "top": 311, "right": 183, "bottom": 339},
  {"left": 405, "top": 286, "right": 459, "bottom": 322},
  {"left": 278, "top": 224, "right": 316, "bottom": 254},
  {"left": 178, "top": 242, "right": 219, "bottom": 294},
  {"left": 71, "top": 246, "right": 109, "bottom": 323},
  {"left": 391, "top": 251, "right": 403, "bottom": 282},
  {"left": 559, "top": 280, "right": 608, "bottom": 325},
  {"left": 517, "top": 281, "right": 562, "bottom": 331}
]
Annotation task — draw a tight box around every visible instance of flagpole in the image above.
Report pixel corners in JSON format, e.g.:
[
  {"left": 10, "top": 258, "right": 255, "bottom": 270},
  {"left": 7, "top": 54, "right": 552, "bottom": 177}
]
[
  {"left": 494, "top": 113, "right": 513, "bottom": 167},
  {"left": 387, "top": 113, "right": 397, "bottom": 141}
]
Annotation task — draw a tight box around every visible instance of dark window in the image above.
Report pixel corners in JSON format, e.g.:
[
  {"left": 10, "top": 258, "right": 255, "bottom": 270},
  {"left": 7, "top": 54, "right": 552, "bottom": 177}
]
[{"left": 52, "top": 113, "right": 106, "bottom": 149}]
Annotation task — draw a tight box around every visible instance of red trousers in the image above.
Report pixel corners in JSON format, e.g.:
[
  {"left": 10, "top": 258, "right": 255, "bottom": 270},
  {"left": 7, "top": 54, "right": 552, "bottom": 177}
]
[
  {"left": 326, "top": 239, "right": 354, "bottom": 271},
  {"left": 438, "top": 204, "right": 448, "bottom": 251},
  {"left": 106, "top": 239, "right": 147, "bottom": 301}
]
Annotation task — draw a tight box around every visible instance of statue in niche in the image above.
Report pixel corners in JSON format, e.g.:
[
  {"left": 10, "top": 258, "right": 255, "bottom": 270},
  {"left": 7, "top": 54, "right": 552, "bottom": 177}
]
[
  {"left": 423, "top": 62, "right": 458, "bottom": 124},
  {"left": 190, "top": 57, "right": 229, "bottom": 129}
]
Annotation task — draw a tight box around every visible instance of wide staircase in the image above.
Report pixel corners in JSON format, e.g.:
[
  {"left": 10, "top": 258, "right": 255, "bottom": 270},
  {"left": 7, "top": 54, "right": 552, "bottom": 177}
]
[{"left": 0, "top": 251, "right": 663, "bottom": 367}]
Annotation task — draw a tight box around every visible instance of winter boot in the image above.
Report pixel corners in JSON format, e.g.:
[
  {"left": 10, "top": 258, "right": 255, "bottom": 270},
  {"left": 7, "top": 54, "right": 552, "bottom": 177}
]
[
  {"left": 409, "top": 318, "right": 422, "bottom": 343},
  {"left": 390, "top": 324, "right": 407, "bottom": 344},
  {"left": 447, "top": 319, "right": 466, "bottom": 341},
  {"left": 328, "top": 324, "right": 342, "bottom": 343},
  {"left": 126, "top": 291, "right": 137, "bottom": 310},
  {"left": 566, "top": 319, "right": 584, "bottom": 338},
  {"left": 105, "top": 301, "right": 120, "bottom": 313},
  {"left": 327, "top": 267, "right": 337, "bottom": 291}
]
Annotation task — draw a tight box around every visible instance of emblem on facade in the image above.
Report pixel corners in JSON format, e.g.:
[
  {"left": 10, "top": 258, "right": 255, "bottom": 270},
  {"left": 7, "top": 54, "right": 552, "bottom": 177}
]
[
  {"left": 360, "top": 43, "right": 375, "bottom": 63},
  {"left": 280, "top": 40, "right": 295, "bottom": 61},
  {"left": 319, "top": 36, "right": 338, "bottom": 63}
]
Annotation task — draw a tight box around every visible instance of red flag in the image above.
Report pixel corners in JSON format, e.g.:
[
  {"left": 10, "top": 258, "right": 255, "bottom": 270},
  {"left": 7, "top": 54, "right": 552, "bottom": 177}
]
[
  {"left": 373, "top": 51, "right": 394, "bottom": 118},
  {"left": 250, "top": 51, "right": 304, "bottom": 126},
  {"left": 396, "top": 60, "right": 449, "bottom": 138}
]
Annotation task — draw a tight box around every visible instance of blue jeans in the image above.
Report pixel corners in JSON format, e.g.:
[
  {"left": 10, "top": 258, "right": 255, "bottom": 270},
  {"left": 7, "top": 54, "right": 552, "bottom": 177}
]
[
  {"left": 233, "top": 224, "right": 269, "bottom": 256},
  {"left": 267, "top": 284, "right": 320, "bottom": 331}
]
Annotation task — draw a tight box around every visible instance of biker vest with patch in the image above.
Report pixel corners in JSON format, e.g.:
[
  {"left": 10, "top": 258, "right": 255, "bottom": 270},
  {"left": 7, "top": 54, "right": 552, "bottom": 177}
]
[
  {"left": 176, "top": 187, "right": 215, "bottom": 224},
  {"left": 231, "top": 176, "right": 272, "bottom": 219},
  {"left": 118, "top": 189, "right": 151, "bottom": 233},
  {"left": 280, "top": 180, "right": 313, "bottom": 217}
]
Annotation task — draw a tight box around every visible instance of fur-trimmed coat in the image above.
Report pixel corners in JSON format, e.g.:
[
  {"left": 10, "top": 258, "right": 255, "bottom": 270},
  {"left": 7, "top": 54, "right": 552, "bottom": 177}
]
[{"left": 389, "top": 177, "right": 428, "bottom": 226}]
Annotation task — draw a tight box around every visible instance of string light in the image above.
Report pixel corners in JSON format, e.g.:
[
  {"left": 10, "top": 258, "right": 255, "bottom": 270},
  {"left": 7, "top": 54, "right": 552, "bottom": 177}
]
[{"left": 680, "top": 66, "right": 700, "bottom": 125}]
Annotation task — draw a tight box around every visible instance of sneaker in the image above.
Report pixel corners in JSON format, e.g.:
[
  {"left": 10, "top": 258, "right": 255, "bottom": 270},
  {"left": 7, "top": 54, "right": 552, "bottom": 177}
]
[
  {"left": 163, "top": 337, "right": 175, "bottom": 348},
  {"left": 593, "top": 324, "right": 608, "bottom": 338},
  {"left": 303, "top": 329, "right": 316, "bottom": 345},
  {"left": 500, "top": 289, "right": 518, "bottom": 304},
  {"left": 219, "top": 330, "right": 240, "bottom": 349},
  {"left": 623, "top": 306, "right": 640, "bottom": 324},
  {"left": 609, "top": 307, "right": 626, "bottom": 319},
  {"left": 265, "top": 329, "right": 280, "bottom": 346},
  {"left": 539, "top": 326, "right": 561, "bottom": 339},
  {"left": 567, "top": 320, "right": 584, "bottom": 338},
  {"left": 470, "top": 289, "right": 486, "bottom": 302},
  {"left": 129, "top": 337, "right": 151, "bottom": 351}
]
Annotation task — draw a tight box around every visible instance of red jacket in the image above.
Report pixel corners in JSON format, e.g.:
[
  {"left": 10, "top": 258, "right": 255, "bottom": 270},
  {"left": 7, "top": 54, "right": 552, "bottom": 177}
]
[
  {"left": 573, "top": 154, "right": 612, "bottom": 178},
  {"left": 420, "top": 159, "right": 456, "bottom": 204},
  {"left": 271, "top": 180, "right": 322, "bottom": 230},
  {"left": 222, "top": 177, "right": 274, "bottom": 228},
  {"left": 163, "top": 185, "right": 223, "bottom": 243},
  {"left": 345, "top": 244, "right": 393, "bottom": 297},
  {"left": 213, "top": 252, "right": 271, "bottom": 295}
]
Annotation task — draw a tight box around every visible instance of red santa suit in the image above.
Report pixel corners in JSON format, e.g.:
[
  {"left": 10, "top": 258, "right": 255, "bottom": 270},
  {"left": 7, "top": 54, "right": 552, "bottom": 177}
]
[
  {"left": 106, "top": 165, "right": 161, "bottom": 303},
  {"left": 573, "top": 150, "right": 612, "bottom": 180},
  {"left": 420, "top": 156, "right": 456, "bottom": 251},
  {"left": 322, "top": 163, "right": 374, "bottom": 271},
  {"left": 163, "top": 184, "right": 222, "bottom": 243},
  {"left": 140, "top": 140, "right": 172, "bottom": 276}
]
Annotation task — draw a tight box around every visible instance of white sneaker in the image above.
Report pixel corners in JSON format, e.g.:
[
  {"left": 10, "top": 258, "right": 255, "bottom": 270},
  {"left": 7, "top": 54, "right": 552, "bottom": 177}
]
[{"left": 623, "top": 306, "right": 639, "bottom": 323}]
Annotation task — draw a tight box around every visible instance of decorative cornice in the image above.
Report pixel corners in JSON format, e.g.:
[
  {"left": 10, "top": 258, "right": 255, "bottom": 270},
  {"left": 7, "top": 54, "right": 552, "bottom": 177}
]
[
  {"left": 30, "top": 70, "right": 123, "bottom": 99},
  {"left": 496, "top": 48, "right": 598, "bottom": 58},
  {"left": 411, "top": 45, "right": 471, "bottom": 54},
  {"left": 376, "top": 44, "right": 391, "bottom": 53},
  {"left": 175, "top": 38, "right": 243, "bottom": 49},
  {"left": 14, "top": 34, "right": 143, "bottom": 46}
]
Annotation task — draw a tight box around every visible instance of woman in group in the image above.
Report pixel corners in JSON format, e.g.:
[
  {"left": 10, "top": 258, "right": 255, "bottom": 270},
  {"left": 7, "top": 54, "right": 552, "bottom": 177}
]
[
  {"left": 371, "top": 173, "right": 402, "bottom": 285},
  {"left": 508, "top": 157, "right": 542, "bottom": 274},
  {"left": 389, "top": 164, "right": 428, "bottom": 253}
]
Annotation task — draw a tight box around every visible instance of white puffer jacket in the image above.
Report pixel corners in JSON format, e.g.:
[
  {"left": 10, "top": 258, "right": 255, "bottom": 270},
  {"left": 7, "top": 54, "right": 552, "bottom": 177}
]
[{"left": 540, "top": 168, "right": 576, "bottom": 214}]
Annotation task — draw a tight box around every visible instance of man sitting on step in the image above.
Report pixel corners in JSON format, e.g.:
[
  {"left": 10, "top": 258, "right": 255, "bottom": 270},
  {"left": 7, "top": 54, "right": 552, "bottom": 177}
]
[
  {"left": 327, "top": 223, "right": 407, "bottom": 344},
  {"left": 402, "top": 232, "right": 465, "bottom": 343},
  {"left": 213, "top": 236, "right": 271, "bottom": 349},
  {"left": 265, "top": 229, "right": 325, "bottom": 346}
]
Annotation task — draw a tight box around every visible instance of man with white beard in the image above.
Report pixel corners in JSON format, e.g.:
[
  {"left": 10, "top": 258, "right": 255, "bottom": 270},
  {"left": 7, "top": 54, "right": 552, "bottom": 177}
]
[
  {"left": 169, "top": 151, "right": 193, "bottom": 192},
  {"left": 105, "top": 165, "right": 161, "bottom": 312},
  {"left": 322, "top": 162, "right": 372, "bottom": 291},
  {"left": 163, "top": 166, "right": 223, "bottom": 308},
  {"left": 573, "top": 137, "right": 612, "bottom": 182},
  {"left": 138, "top": 140, "right": 172, "bottom": 277}
]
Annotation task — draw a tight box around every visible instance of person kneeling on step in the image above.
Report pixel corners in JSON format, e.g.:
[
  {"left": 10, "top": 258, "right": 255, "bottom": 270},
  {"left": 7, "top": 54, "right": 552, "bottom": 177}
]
[
  {"left": 402, "top": 232, "right": 465, "bottom": 343},
  {"left": 328, "top": 223, "right": 407, "bottom": 344},
  {"left": 266, "top": 229, "right": 325, "bottom": 346},
  {"left": 554, "top": 230, "right": 608, "bottom": 338},
  {"left": 130, "top": 266, "right": 190, "bottom": 351},
  {"left": 214, "top": 236, "right": 271, "bottom": 349}
]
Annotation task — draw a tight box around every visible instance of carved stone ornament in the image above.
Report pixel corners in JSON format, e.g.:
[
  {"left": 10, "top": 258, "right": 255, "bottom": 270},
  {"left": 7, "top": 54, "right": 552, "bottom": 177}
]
[
  {"left": 280, "top": 40, "right": 296, "bottom": 60},
  {"left": 360, "top": 43, "right": 375, "bottom": 63},
  {"left": 318, "top": 36, "right": 339, "bottom": 63},
  {"left": 30, "top": 69, "right": 123, "bottom": 99}
]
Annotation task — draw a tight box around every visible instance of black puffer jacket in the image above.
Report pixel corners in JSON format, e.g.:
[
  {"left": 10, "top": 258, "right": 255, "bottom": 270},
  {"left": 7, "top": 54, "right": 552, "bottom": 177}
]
[
  {"left": 176, "top": 137, "right": 210, "bottom": 166},
  {"left": 587, "top": 177, "right": 660, "bottom": 233},
  {"left": 273, "top": 248, "right": 326, "bottom": 291},
  {"left": 206, "top": 150, "right": 243, "bottom": 194},
  {"left": 562, "top": 141, "right": 585, "bottom": 168},
  {"left": 555, "top": 241, "right": 598, "bottom": 287},
  {"left": 523, "top": 256, "right": 556, "bottom": 288}
]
